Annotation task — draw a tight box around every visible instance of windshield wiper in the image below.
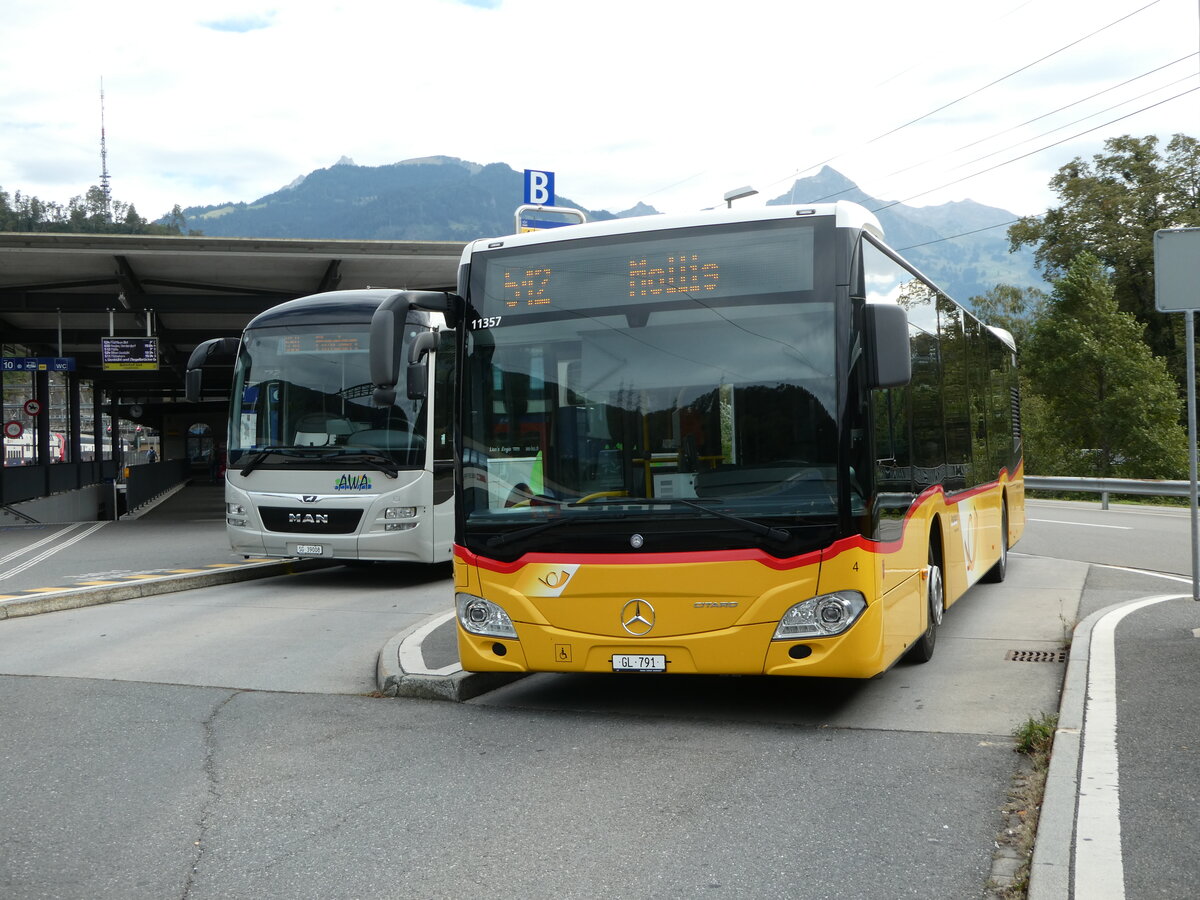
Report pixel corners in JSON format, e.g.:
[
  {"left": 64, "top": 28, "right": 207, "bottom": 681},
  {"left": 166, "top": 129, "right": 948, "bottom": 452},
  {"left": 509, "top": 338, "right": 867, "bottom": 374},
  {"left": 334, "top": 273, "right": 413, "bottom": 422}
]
[
  {"left": 576, "top": 496, "right": 790, "bottom": 543},
  {"left": 239, "top": 447, "right": 289, "bottom": 476},
  {"left": 485, "top": 497, "right": 789, "bottom": 549},
  {"left": 485, "top": 508, "right": 635, "bottom": 549},
  {"left": 238, "top": 447, "right": 398, "bottom": 478}
]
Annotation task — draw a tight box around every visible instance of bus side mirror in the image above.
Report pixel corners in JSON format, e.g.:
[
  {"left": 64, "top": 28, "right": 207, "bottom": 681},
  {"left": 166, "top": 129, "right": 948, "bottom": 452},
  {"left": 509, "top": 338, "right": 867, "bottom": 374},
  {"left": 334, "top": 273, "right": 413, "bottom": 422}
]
[
  {"left": 185, "top": 368, "right": 203, "bottom": 404},
  {"left": 864, "top": 304, "right": 912, "bottom": 389},
  {"left": 369, "top": 293, "right": 409, "bottom": 397},
  {"left": 184, "top": 337, "right": 240, "bottom": 402},
  {"left": 406, "top": 330, "right": 440, "bottom": 400},
  {"left": 371, "top": 291, "right": 461, "bottom": 405}
]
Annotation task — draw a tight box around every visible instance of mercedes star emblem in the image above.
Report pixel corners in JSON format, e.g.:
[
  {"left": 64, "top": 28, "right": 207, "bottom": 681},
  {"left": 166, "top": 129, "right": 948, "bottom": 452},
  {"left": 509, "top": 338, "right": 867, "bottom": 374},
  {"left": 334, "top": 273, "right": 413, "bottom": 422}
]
[{"left": 620, "top": 599, "right": 655, "bottom": 636}]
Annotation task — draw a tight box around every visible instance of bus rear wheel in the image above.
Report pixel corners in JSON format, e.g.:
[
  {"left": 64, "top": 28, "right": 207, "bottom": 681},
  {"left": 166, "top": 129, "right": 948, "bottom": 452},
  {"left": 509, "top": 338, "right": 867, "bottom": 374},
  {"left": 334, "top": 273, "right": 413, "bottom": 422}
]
[
  {"left": 906, "top": 541, "right": 943, "bottom": 664},
  {"left": 982, "top": 502, "right": 1009, "bottom": 583}
]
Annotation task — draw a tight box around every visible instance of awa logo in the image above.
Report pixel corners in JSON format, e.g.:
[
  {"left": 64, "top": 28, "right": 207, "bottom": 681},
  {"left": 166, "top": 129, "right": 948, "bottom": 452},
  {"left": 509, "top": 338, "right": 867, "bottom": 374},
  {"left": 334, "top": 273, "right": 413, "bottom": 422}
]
[{"left": 333, "top": 473, "right": 373, "bottom": 491}]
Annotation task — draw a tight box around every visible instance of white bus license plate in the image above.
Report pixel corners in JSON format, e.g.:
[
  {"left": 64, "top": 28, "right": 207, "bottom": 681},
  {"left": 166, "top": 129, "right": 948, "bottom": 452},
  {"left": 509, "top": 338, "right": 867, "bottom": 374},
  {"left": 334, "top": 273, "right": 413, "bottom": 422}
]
[
  {"left": 295, "top": 544, "right": 324, "bottom": 556},
  {"left": 612, "top": 654, "right": 666, "bottom": 673}
]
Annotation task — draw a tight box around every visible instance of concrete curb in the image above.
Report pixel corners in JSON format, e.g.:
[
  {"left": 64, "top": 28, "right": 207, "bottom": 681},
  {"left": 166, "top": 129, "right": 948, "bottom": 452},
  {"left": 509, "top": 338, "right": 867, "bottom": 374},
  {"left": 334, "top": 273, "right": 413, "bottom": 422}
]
[
  {"left": 1027, "top": 600, "right": 1095, "bottom": 900},
  {"left": 376, "top": 615, "right": 524, "bottom": 702},
  {"left": 0, "top": 557, "right": 335, "bottom": 620}
]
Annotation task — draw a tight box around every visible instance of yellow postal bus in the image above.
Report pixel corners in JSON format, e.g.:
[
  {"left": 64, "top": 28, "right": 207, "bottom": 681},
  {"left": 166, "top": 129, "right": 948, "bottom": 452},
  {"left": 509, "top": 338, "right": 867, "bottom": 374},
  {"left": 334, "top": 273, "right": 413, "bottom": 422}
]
[{"left": 373, "top": 202, "right": 1023, "bottom": 678}]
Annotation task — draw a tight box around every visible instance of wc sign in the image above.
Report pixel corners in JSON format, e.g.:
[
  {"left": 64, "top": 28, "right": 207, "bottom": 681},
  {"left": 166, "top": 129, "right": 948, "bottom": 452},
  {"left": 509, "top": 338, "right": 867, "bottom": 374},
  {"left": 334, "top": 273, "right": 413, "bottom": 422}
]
[{"left": 524, "top": 169, "right": 555, "bottom": 206}]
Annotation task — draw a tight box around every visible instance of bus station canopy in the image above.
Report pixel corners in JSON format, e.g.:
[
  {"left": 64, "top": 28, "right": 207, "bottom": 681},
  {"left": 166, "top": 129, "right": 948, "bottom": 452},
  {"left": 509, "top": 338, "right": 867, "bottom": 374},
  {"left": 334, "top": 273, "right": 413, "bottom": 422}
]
[{"left": 0, "top": 232, "right": 465, "bottom": 400}]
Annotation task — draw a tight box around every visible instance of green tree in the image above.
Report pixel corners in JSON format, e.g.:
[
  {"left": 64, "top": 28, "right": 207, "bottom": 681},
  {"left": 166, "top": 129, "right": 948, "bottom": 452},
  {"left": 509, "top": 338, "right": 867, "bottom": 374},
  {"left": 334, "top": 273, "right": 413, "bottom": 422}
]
[
  {"left": 1024, "top": 253, "right": 1187, "bottom": 478},
  {"left": 970, "top": 283, "right": 1047, "bottom": 350},
  {"left": 0, "top": 185, "right": 191, "bottom": 235},
  {"left": 1008, "top": 133, "right": 1200, "bottom": 374}
]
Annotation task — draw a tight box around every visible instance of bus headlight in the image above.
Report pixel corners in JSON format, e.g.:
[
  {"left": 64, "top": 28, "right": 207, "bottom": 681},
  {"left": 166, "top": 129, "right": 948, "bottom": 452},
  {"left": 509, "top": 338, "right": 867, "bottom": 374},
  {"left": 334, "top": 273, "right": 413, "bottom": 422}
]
[
  {"left": 226, "top": 502, "right": 246, "bottom": 527},
  {"left": 384, "top": 506, "right": 418, "bottom": 531},
  {"left": 455, "top": 593, "right": 517, "bottom": 639},
  {"left": 772, "top": 591, "right": 866, "bottom": 639}
]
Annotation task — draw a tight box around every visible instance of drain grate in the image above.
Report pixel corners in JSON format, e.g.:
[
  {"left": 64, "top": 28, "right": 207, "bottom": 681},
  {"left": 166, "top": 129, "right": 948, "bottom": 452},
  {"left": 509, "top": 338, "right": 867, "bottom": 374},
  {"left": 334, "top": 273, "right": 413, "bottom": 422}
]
[{"left": 1005, "top": 649, "right": 1067, "bottom": 663}]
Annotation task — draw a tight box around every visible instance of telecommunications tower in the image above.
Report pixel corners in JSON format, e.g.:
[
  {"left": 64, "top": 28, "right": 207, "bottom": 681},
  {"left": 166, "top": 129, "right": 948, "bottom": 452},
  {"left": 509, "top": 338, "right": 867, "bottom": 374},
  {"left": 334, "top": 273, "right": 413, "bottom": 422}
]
[{"left": 99, "top": 78, "right": 112, "bottom": 222}]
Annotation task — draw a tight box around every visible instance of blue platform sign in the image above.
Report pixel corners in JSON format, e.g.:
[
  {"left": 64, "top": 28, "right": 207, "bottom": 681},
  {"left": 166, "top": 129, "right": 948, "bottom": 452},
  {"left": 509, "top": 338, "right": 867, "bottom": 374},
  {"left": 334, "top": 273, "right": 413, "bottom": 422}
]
[
  {"left": 2, "top": 356, "right": 75, "bottom": 372},
  {"left": 524, "top": 169, "right": 555, "bottom": 206}
]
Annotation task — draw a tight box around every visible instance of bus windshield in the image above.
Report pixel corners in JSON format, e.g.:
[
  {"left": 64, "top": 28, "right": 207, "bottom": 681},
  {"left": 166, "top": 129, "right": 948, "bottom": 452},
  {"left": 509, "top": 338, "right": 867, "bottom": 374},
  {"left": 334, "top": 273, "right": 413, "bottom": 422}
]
[
  {"left": 461, "top": 218, "right": 843, "bottom": 552},
  {"left": 229, "top": 322, "right": 427, "bottom": 470}
]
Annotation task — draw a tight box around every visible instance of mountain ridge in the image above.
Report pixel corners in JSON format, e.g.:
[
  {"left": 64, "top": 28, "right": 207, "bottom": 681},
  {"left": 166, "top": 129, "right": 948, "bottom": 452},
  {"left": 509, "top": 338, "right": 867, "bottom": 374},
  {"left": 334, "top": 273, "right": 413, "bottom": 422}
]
[
  {"left": 769, "top": 166, "right": 1038, "bottom": 302},
  {"left": 172, "top": 157, "right": 1042, "bottom": 303}
]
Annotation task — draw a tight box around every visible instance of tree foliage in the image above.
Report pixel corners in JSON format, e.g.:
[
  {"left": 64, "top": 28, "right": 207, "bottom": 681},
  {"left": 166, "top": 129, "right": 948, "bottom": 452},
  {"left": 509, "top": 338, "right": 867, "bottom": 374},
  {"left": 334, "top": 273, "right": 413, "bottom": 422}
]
[
  {"left": 970, "top": 283, "right": 1046, "bottom": 350},
  {"left": 0, "top": 185, "right": 193, "bottom": 235},
  {"left": 1007, "top": 133, "right": 1200, "bottom": 374},
  {"left": 1023, "top": 253, "right": 1187, "bottom": 479}
]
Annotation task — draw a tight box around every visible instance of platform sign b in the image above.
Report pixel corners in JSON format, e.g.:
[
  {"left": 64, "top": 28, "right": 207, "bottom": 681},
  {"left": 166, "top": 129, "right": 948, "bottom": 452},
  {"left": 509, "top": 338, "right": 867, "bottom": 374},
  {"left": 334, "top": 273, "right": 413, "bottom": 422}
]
[{"left": 524, "top": 170, "right": 554, "bottom": 206}]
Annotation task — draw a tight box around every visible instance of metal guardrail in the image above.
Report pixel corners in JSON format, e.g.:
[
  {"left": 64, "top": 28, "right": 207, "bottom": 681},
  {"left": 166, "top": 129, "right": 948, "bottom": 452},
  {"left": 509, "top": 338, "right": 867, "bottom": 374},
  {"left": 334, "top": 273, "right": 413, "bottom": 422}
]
[
  {"left": 1025, "top": 475, "right": 1192, "bottom": 509},
  {"left": 123, "top": 458, "right": 191, "bottom": 512}
]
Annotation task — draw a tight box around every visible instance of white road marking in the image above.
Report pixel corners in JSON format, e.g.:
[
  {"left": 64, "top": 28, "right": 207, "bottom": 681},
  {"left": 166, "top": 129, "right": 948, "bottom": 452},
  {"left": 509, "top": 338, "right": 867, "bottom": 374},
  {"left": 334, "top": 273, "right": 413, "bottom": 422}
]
[
  {"left": 0, "top": 522, "right": 108, "bottom": 582},
  {"left": 0, "top": 524, "right": 82, "bottom": 568},
  {"left": 1028, "top": 517, "right": 1132, "bottom": 530},
  {"left": 1074, "top": 593, "right": 1184, "bottom": 900},
  {"left": 398, "top": 609, "right": 461, "bottom": 676}
]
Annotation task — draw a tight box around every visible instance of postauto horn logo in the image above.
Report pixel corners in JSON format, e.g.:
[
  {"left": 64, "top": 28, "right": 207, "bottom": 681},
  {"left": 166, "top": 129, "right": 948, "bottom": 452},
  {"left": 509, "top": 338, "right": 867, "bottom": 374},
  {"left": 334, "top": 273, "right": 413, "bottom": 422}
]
[{"left": 334, "top": 473, "right": 373, "bottom": 491}]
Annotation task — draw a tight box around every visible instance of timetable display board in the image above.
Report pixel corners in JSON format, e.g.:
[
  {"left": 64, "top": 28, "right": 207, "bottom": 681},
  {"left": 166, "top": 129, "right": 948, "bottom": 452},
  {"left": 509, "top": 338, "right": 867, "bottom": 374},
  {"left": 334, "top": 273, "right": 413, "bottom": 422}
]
[{"left": 101, "top": 337, "right": 159, "bottom": 370}]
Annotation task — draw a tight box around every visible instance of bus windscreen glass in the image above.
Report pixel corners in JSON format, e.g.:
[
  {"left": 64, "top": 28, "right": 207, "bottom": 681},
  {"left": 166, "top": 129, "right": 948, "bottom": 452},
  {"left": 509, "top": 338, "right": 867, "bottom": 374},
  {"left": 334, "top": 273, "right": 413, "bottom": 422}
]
[
  {"left": 462, "top": 220, "right": 841, "bottom": 551},
  {"left": 228, "top": 323, "right": 427, "bottom": 469}
]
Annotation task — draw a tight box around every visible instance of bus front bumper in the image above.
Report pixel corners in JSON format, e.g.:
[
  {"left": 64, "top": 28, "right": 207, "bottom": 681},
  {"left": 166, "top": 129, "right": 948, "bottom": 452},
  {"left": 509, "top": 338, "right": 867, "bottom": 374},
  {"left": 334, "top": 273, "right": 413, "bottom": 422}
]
[{"left": 456, "top": 600, "right": 889, "bottom": 680}]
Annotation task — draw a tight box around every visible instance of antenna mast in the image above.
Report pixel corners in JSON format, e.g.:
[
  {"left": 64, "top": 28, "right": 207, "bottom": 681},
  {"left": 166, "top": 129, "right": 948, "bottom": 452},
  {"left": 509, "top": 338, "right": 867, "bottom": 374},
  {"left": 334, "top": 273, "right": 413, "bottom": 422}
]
[{"left": 99, "top": 78, "right": 111, "bottom": 222}]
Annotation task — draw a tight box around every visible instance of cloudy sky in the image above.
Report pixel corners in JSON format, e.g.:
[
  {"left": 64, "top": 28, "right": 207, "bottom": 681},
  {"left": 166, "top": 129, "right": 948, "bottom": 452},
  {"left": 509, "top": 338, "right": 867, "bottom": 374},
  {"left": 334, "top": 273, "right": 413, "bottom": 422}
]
[{"left": 1, "top": 0, "right": 1196, "bottom": 229}]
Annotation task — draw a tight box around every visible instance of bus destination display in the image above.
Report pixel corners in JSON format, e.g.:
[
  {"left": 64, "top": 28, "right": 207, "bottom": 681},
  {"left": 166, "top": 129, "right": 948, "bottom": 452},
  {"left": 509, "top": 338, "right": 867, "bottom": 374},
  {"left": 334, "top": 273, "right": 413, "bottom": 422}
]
[
  {"left": 484, "top": 225, "right": 814, "bottom": 316},
  {"left": 281, "top": 334, "right": 363, "bottom": 354}
]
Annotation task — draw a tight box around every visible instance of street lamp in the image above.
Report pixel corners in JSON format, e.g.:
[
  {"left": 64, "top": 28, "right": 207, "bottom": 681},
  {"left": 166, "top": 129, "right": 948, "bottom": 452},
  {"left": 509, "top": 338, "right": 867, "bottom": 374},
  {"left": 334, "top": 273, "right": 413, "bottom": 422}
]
[{"left": 724, "top": 186, "right": 759, "bottom": 207}]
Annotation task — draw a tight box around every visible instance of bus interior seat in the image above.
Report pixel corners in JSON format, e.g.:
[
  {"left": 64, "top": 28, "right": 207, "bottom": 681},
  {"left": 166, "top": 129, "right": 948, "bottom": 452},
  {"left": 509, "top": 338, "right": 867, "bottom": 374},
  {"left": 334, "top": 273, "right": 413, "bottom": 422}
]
[{"left": 293, "top": 414, "right": 352, "bottom": 447}]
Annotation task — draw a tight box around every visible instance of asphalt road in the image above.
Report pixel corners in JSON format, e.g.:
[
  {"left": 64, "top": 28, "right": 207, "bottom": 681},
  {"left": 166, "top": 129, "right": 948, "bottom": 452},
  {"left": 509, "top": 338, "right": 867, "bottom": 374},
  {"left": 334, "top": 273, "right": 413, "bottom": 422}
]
[
  {"left": 1023, "top": 497, "right": 1193, "bottom": 580},
  {"left": 0, "top": 496, "right": 1188, "bottom": 898}
]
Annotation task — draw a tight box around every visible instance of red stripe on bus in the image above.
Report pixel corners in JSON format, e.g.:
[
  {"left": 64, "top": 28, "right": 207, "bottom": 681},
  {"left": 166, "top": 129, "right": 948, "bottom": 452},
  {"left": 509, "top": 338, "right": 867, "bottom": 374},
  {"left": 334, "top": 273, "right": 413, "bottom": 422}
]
[{"left": 457, "top": 466, "right": 1020, "bottom": 575}]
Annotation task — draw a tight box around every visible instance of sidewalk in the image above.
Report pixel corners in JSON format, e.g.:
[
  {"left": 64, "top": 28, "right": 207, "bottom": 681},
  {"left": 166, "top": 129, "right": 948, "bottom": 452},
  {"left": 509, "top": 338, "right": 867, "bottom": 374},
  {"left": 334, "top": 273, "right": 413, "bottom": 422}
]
[{"left": 0, "top": 481, "right": 329, "bottom": 618}]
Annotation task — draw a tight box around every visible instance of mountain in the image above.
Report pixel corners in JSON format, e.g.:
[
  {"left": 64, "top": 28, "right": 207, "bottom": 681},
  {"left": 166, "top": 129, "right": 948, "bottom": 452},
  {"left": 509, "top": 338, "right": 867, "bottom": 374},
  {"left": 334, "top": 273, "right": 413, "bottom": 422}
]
[
  {"left": 768, "top": 167, "right": 1044, "bottom": 304},
  {"left": 175, "top": 156, "right": 641, "bottom": 242},
  {"left": 172, "top": 157, "right": 1043, "bottom": 305}
]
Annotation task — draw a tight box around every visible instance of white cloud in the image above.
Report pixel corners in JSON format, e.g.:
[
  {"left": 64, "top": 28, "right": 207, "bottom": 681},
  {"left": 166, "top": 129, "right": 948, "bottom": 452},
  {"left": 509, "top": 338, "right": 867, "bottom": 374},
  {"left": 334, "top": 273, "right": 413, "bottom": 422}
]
[{"left": 1, "top": 0, "right": 1195, "bottom": 222}]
